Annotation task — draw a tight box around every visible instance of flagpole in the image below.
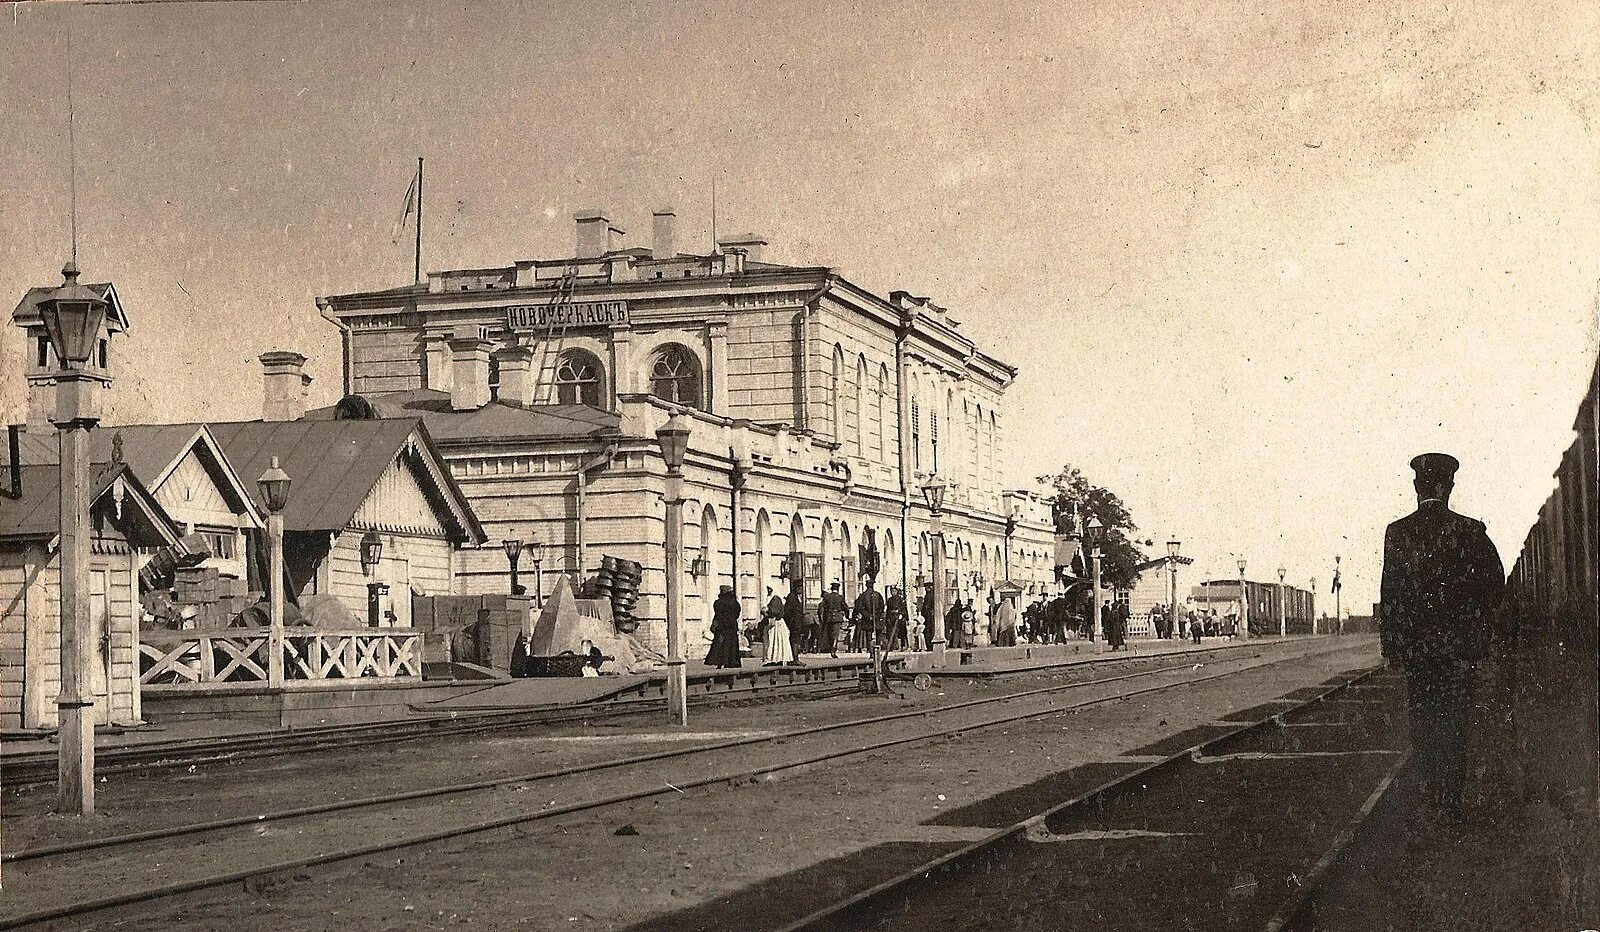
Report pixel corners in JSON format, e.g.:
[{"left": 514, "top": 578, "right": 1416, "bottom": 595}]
[{"left": 414, "top": 156, "right": 424, "bottom": 285}]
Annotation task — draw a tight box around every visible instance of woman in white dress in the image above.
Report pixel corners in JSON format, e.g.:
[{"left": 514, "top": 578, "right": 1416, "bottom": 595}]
[{"left": 761, "top": 586, "right": 795, "bottom": 666}]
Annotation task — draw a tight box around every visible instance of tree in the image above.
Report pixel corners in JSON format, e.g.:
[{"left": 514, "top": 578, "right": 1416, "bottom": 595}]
[{"left": 1036, "top": 465, "right": 1147, "bottom": 590}]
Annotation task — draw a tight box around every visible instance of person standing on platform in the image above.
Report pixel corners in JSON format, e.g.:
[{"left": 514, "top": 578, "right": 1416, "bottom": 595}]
[
  {"left": 762, "top": 586, "right": 795, "bottom": 667},
  {"left": 783, "top": 584, "right": 809, "bottom": 661},
  {"left": 1380, "top": 452, "right": 1504, "bottom": 824},
  {"left": 994, "top": 596, "right": 1019, "bottom": 647},
  {"left": 820, "top": 581, "right": 849, "bottom": 658},
  {"left": 705, "top": 585, "right": 744, "bottom": 668},
  {"left": 1190, "top": 612, "right": 1203, "bottom": 644},
  {"left": 852, "top": 579, "right": 887, "bottom": 654},
  {"left": 885, "top": 586, "right": 909, "bottom": 652},
  {"left": 918, "top": 584, "right": 936, "bottom": 651}
]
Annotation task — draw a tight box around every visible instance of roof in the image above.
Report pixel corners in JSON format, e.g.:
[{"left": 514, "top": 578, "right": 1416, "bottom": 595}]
[
  {"left": 196, "top": 418, "right": 485, "bottom": 542},
  {"left": 1135, "top": 554, "right": 1197, "bottom": 572},
  {"left": 12, "top": 279, "right": 131, "bottom": 333},
  {"left": 11, "top": 423, "right": 264, "bottom": 528},
  {"left": 305, "top": 390, "right": 622, "bottom": 444},
  {"left": 0, "top": 462, "right": 179, "bottom": 546}
]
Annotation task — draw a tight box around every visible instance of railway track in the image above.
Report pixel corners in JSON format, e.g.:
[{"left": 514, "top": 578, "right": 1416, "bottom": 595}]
[
  {"left": 0, "top": 641, "right": 1370, "bottom": 930},
  {"left": 774, "top": 667, "right": 1407, "bottom": 932},
  {"left": 0, "top": 638, "right": 1329, "bottom": 788}
]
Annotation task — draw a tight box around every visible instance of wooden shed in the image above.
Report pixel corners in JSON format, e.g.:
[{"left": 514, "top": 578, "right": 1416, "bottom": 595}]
[{"left": 0, "top": 462, "right": 180, "bottom": 729}]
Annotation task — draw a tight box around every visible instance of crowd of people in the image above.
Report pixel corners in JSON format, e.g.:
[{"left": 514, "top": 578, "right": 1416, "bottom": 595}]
[{"left": 704, "top": 580, "right": 1245, "bottom": 668}]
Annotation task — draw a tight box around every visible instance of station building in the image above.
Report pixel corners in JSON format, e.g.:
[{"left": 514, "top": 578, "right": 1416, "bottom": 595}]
[{"left": 313, "top": 208, "right": 1058, "bottom": 650}]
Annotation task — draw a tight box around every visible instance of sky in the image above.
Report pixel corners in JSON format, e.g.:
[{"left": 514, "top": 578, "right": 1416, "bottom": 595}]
[{"left": 3, "top": 0, "right": 1597, "bottom": 611}]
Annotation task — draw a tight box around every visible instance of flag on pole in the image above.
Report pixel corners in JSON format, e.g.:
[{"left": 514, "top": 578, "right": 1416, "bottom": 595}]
[{"left": 391, "top": 168, "right": 419, "bottom": 244}]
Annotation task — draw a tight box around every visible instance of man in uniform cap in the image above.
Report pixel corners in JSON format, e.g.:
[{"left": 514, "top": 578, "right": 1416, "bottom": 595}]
[{"left": 1380, "top": 452, "right": 1504, "bottom": 822}]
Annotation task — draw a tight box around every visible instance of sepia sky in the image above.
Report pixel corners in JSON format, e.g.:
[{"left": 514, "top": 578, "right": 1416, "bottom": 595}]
[{"left": 3, "top": 0, "right": 1597, "bottom": 608}]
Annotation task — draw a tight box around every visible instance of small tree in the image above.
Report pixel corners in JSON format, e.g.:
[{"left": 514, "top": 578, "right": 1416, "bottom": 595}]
[{"left": 1036, "top": 465, "right": 1148, "bottom": 590}]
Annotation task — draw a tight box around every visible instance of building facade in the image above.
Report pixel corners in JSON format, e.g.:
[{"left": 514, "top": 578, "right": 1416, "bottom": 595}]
[{"left": 315, "top": 209, "right": 1057, "bottom": 649}]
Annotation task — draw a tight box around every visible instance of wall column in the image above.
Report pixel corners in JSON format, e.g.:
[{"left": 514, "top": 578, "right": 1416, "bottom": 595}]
[{"left": 707, "top": 319, "right": 730, "bottom": 415}]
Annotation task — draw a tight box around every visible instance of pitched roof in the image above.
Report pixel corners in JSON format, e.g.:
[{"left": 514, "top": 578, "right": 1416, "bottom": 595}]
[
  {"left": 12, "top": 279, "right": 131, "bottom": 333},
  {"left": 12, "top": 423, "right": 264, "bottom": 528},
  {"left": 305, "top": 390, "right": 622, "bottom": 444},
  {"left": 197, "top": 418, "right": 485, "bottom": 542},
  {"left": 0, "top": 462, "right": 179, "bottom": 546},
  {"left": 1135, "top": 554, "right": 1196, "bottom": 572}
]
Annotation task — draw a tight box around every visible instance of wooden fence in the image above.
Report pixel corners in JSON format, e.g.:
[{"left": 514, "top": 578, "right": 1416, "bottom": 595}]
[{"left": 139, "top": 626, "right": 423, "bottom": 687}]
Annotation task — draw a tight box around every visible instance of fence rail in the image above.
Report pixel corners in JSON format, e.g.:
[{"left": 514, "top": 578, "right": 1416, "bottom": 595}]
[{"left": 139, "top": 626, "right": 424, "bottom": 687}]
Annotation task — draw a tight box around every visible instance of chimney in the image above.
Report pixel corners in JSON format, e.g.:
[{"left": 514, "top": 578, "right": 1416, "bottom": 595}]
[
  {"left": 652, "top": 206, "right": 677, "bottom": 258},
  {"left": 496, "top": 344, "right": 536, "bottom": 406},
  {"left": 716, "top": 233, "right": 767, "bottom": 264},
  {"left": 574, "top": 209, "right": 625, "bottom": 258},
  {"left": 448, "top": 328, "right": 493, "bottom": 411},
  {"left": 260, "top": 351, "right": 312, "bottom": 421}
]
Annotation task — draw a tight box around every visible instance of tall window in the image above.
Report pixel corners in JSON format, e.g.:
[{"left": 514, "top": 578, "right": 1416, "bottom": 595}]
[
  {"left": 487, "top": 353, "right": 502, "bottom": 400},
  {"left": 649, "top": 344, "right": 703, "bottom": 406},
  {"left": 555, "top": 350, "right": 605, "bottom": 407},
  {"left": 911, "top": 400, "right": 921, "bottom": 471}
]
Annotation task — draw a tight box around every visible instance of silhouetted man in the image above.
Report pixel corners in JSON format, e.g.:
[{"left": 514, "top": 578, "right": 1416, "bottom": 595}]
[
  {"left": 1380, "top": 452, "right": 1505, "bottom": 822},
  {"left": 820, "top": 582, "right": 849, "bottom": 658}
]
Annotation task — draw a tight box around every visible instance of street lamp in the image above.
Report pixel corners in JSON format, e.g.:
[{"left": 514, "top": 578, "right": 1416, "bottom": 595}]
[
  {"left": 921, "top": 475, "right": 948, "bottom": 667},
  {"left": 1166, "top": 540, "right": 1181, "bottom": 640},
  {"left": 257, "top": 457, "right": 291, "bottom": 691},
  {"left": 360, "top": 530, "right": 384, "bottom": 576},
  {"left": 1085, "top": 515, "right": 1105, "bottom": 646},
  {"left": 1277, "top": 565, "right": 1287, "bottom": 637},
  {"left": 657, "top": 412, "right": 692, "bottom": 726},
  {"left": 1003, "top": 498, "right": 1021, "bottom": 579},
  {"left": 1310, "top": 577, "right": 1318, "bottom": 634},
  {"left": 1333, "top": 555, "right": 1343, "bottom": 635},
  {"left": 501, "top": 537, "right": 524, "bottom": 595},
  {"left": 528, "top": 536, "right": 545, "bottom": 605},
  {"left": 38, "top": 262, "right": 115, "bottom": 816},
  {"left": 1236, "top": 557, "right": 1249, "bottom": 640}
]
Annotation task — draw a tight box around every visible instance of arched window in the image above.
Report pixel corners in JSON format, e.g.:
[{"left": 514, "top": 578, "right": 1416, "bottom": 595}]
[
  {"left": 555, "top": 349, "right": 605, "bottom": 407},
  {"left": 854, "top": 354, "right": 868, "bottom": 458},
  {"left": 830, "top": 345, "right": 846, "bottom": 443},
  {"left": 876, "top": 363, "right": 890, "bottom": 464},
  {"left": 649, "top": 344, "right": 703, "bottom": 406}
]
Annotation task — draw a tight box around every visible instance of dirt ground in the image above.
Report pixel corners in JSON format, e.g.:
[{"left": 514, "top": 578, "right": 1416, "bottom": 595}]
[{"left": 21, "top": 639, "right": 1380, "bottom": 932}]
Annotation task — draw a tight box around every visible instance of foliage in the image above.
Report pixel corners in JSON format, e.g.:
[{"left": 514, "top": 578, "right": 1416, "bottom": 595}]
[{"left": 1036, "top": 464, "right": 1148, "bottom": 590}]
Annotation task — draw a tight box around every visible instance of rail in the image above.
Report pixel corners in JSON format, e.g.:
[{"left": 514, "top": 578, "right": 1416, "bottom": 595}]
[{"left": 138, "top": 626, "right": 424, "bottom": 687}]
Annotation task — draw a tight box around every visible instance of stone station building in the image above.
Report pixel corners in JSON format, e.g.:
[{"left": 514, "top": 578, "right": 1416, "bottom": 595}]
[{"left": 312, "top": 209, "right": 1057, "bottom": 650}]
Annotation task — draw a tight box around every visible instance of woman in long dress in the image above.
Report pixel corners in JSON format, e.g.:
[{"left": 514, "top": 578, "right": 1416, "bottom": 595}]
[
  {"left": 704, "top": 586, "right": 743, "bottom": 668},
  {"left": 994, "top": 596, "right": 1018, "bottom": 647},
  {"left": 762, "top": 588, "right": 795, "bottom": 666}
]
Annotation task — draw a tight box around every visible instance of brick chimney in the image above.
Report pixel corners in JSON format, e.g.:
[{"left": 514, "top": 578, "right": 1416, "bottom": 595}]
[
  {"left": 716, "top": 233, "right": 767, "bottom": 264},
  {"left": 260, "top": 351, "right": 312, "bottom": 421},
  {"left": 574, "top": 209, "right": 625, "bottom": 258},
  {"left": 496, "top": 344, "right": 536, "bottom": 406},
  {"left": 652, "top": 206, "right": 677, "bottom": 258},
  {"left": 448, "top": 328, "right": 493, "bottom": 411}
]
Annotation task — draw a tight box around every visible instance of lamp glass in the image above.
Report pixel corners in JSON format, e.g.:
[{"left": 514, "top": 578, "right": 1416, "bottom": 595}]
[
  {"left": 921, "top": 476, "right": 946, "bottom": 512},
  {"left": 1237, "top": 558, "right": 1247, "bottom": 575},
  {"left": 501, "top": 538, "right": 523, "bottom": 560},
  {"left": 656, "top": 412, "right": 691, "bottom": 471},
  {"left": 527, "top": 538, "right": 544, "bottom": 562},
  {"left": 38, "top": 264, "right": 108, "bottom": 368},
  {"left": 1166, "top": 540, "right": 1181, "bottom": 559},
  {"left": 360, "top": 531, "right": 383, "bottom": 572},
  {"left": 256, "top": 456, "right": 291, "bottom": 514}
]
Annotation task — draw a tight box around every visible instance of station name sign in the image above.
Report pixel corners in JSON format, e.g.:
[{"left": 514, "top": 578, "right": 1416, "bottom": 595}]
[{"left": 505, "top": 301, "right": 629, "bottom": 330}]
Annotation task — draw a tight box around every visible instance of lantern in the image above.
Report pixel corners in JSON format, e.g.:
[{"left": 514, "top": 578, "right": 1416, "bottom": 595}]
[
  {"left": 36, "top": 262, "right": 108, "bottom": 369},
  {"left": 256, "top": 456, "right": 291, "bottom": 514},
  {"left": 656, "top": 412, "right": 691, "bottom": 473}
]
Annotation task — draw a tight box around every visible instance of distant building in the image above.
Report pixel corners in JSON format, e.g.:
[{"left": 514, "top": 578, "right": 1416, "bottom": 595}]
[
  {"left": 1121, "top": 553, "right": 1197, "bottom": 616},
  {"left": 1191, "top": 578, "right": 1315, "bottom": 635},
  {"left": 314, "top": 209, "right": 1059, "bottom": 648}
]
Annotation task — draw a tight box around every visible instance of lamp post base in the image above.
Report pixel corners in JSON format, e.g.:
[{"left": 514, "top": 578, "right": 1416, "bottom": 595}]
[
  {"left": 665, "top": 658, "right": 688, "bottom": 727},
  {"left": 930, "top": 638, "right": 948, "bottom": 668},
  {"left": 56, "top": 698, "right": 95, "bottom": 815}
]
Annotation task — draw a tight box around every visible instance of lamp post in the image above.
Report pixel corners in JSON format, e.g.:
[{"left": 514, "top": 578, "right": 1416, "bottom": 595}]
[
  {"left": 1166, "top": 540, "right": 1181, "bottom": 640},
  {"left": 1003, "top": 500, "right": 1020, "bottom": 580},
  {"left": 1085, "top": 515, "right": 1104, "bottom": 647},
  {"left": 528, "top": 536, "right": 545, "bottom": 605},
  {"left": 1310, "top": 577, "right": 1318, "bottom": 634},
  {"left": 502, "top": 537, "right": 524, "bottom": 596},
  {"left": 257, "top": 458, "right": 291, "bottom": 690},
  {"left": 1236, "top": 557, "right": 1249, "bottom": 640},
  {"left": 1333, "top": 555, "right": 1342, "bottom": 635},
  {"left": 921, "top": 476, "right": 948, "bottom": 667},
  {"left": 657, "top": 412, "right": 692, "bottom": 726},
  {"left": 1277, "top": 565, "right": 1287, "bottom": 637},
  {"left": 40, "top": 263, "right": 110, "bottom": 815}
]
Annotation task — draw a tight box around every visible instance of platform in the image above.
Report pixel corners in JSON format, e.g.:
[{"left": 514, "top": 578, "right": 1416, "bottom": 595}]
[
  {"left": 419, "top": 655, "right": 884, "bottom": 712},
  {"left": 903, "top": 633, "right": 1342, "bottom": 676}
]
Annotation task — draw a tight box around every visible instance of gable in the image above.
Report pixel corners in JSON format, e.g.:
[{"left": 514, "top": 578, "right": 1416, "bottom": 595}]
[
  {"left": 152, "top": 446, "right": 241, "bottom": 528},
  {"left": 350, "top": 454, "right": 449, "bottom": 537}
]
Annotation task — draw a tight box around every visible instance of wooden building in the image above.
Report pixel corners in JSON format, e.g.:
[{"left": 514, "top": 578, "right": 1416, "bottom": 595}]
[{"left": 0, "top": 462, "right": 180, "bottom": 729}]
